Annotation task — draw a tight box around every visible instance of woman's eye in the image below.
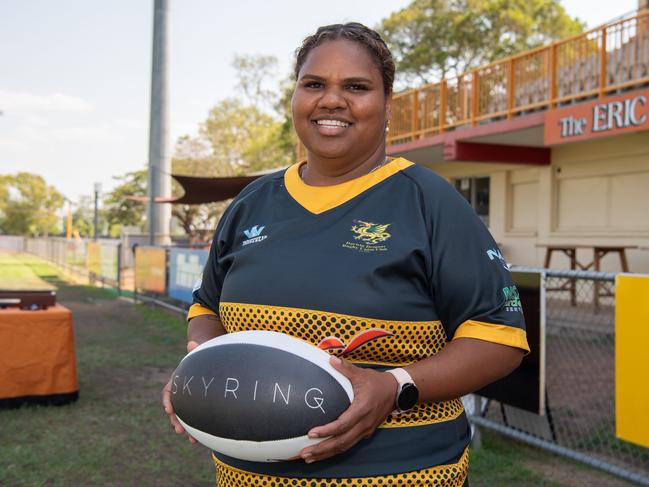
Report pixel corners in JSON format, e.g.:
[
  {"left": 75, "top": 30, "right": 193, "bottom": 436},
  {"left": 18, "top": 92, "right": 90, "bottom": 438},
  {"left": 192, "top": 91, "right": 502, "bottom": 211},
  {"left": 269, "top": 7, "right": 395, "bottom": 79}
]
[
  {"left": 347, "top": 84, "right": 368, "bottom": 91},
  {"left": 304, "top": 81, "right": 322, "bottom": 89}
]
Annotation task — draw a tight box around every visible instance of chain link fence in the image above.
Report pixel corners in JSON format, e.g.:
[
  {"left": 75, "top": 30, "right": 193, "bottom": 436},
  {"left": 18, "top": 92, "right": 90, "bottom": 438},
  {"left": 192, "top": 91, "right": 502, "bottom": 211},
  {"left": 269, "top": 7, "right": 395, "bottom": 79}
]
[{"left": 469, "top": 268, "right": 649, "bottom": 486}]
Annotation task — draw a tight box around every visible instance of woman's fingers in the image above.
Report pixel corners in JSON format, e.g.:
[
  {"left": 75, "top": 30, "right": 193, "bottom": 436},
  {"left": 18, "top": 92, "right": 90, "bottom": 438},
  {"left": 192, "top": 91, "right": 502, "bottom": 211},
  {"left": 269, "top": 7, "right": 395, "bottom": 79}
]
[{"left": 301, "top": 362, "right": 396, "bottom": 462}]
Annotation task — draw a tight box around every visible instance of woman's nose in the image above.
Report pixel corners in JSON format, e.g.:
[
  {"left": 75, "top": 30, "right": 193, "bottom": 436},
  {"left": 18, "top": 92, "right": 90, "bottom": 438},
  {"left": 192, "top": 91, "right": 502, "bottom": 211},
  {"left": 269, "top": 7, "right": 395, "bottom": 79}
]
[{"left": 317, "top": 86, "right": 346, "bottom": 110}]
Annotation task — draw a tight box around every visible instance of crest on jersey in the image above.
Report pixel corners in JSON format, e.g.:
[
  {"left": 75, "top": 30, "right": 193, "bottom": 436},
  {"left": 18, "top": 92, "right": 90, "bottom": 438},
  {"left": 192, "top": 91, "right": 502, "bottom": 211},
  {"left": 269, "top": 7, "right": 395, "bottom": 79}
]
[{"left": 351, "top": 220, "right": 391, "bottom": 245}]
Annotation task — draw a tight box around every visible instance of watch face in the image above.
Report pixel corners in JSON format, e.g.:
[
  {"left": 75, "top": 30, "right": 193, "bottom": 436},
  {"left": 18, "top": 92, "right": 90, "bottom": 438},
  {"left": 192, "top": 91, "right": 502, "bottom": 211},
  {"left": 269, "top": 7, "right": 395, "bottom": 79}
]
[{"left": 397, "top": 383, "right": 419, "bottom": 411}]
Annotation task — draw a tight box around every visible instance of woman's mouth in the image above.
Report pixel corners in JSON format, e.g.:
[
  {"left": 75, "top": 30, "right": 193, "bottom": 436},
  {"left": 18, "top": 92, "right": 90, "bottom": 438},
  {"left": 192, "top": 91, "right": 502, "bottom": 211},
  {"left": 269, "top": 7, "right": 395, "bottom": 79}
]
[{"left": 312, "top": 119, "right": 352, "bottom": 136}]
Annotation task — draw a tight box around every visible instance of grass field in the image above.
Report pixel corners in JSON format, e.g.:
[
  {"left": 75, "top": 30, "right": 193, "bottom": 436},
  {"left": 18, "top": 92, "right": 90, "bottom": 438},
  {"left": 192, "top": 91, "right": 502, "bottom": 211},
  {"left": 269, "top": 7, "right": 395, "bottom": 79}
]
[
  {"left": 0, "top": 252, "right": 55, "bottom": 290},
  {"left": 0, "top": 251, "right": 633, "bottom": 486}
]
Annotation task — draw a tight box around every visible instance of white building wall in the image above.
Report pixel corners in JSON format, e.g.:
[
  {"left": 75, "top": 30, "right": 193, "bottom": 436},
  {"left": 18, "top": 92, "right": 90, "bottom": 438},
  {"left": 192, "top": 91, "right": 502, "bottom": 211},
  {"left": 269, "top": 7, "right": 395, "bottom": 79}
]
[{"left": 424, "top": 131, "right": 649, "bottom": 272}]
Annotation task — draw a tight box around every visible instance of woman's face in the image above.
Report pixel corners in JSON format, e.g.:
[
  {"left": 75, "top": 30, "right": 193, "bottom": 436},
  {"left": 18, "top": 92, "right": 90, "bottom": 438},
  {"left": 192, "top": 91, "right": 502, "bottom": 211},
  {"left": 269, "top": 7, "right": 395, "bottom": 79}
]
[{"left": 292, "top": 39, "right": 390, "bottom": 164}]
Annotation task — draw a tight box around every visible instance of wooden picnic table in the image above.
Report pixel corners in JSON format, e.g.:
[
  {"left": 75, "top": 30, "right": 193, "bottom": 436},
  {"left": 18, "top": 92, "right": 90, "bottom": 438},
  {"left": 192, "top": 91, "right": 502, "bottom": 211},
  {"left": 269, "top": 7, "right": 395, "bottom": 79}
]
[{"left": 536, "top": 244, "right": 637, "bottom": 308}]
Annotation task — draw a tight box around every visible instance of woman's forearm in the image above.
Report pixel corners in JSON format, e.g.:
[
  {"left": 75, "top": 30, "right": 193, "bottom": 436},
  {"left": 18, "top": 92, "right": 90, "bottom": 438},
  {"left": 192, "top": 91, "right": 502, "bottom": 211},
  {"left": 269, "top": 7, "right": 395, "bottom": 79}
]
[
  {"left": 404, "top": 338, "right": 525, "bottom": 403},
  {"left": 187, "top": 314, "right": 227, "bottom": 348}
]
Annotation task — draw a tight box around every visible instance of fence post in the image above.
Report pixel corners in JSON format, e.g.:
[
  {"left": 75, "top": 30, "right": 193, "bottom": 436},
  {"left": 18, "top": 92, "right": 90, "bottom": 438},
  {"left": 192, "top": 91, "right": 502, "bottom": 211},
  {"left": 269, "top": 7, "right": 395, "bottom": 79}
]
[
  {"left": 411, "top": 90, "right": 419, "bottom": 141},
  {"left": 439, "top": 80, "right": 447, "bottom": 133},
  {"left": 471, "top": 71, "right": 479, "bottom": 126},
  {"left": 550, "top": 44, "right": 558, "bottom": 108},
  {"left": 599, "top": 27, "right": 607, "bottom": 98},
  {"left": 507, "top": 59, "right": 515, "bottom": 119},
  {"left": 117, "top": 243, "right": 122, "bottom": 296}
]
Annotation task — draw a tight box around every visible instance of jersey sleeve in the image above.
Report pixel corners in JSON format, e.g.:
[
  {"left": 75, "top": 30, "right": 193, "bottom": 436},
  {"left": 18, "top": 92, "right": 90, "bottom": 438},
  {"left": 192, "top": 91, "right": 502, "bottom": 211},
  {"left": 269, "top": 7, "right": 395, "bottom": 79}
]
[
  {"left": 187, "top": 206, "right": 235, "bottom": 321},
  {"left": 428, "top": 182, "right": 529, "bottom": 352}
]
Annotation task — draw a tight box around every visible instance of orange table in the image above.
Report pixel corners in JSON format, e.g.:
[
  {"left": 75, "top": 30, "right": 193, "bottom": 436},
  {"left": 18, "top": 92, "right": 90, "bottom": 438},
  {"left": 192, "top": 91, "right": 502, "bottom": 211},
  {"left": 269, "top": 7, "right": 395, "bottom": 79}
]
[{"left": 0, "top": 304, "right": 79, "bottom": 407}]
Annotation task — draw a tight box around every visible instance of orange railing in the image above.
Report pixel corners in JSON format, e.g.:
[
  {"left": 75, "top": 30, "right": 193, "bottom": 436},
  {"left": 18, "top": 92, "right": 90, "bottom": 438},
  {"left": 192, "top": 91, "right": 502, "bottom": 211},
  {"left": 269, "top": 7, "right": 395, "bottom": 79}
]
[{"left": 387, "top": 10, "right": 649, "bottom": 145}]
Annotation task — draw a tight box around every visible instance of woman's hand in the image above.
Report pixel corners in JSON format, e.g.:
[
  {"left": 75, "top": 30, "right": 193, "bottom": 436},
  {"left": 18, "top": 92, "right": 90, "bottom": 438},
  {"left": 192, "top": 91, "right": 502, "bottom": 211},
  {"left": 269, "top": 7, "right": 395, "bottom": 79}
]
[
  {"left": 162, "top": 314, "right": 227, "bottom": 443},
  {"left": 162, "top": 340, "right": 201, "bottom": 444},
  {"left": 299, "top": 356, "right": 397, "bottom": 463}
]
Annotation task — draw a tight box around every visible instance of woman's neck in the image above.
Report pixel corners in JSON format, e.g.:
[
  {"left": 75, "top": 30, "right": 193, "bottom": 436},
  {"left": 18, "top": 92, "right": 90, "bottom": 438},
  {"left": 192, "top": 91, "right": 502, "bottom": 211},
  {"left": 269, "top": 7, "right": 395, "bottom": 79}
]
[{"left": 301, "top": 148, "right": 388, "bottom": 186}]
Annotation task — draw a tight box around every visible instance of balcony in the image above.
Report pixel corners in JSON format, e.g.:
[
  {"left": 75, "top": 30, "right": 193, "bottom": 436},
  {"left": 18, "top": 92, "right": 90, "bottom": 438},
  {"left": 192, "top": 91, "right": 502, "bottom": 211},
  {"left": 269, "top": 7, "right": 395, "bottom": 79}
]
[{"left": 387, "top": 10, "right": 649, "bottom": 147}]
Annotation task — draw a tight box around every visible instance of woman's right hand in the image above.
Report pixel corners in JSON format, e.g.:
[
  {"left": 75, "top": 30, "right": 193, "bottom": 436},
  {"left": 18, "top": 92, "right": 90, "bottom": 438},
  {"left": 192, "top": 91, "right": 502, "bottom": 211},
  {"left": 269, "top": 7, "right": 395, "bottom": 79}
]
[
  {"left": 162, "top": 340, "right": 200, "bottom": 444},
  {"left": 162, "top": 314, "right": 226, "bottom": 443}
]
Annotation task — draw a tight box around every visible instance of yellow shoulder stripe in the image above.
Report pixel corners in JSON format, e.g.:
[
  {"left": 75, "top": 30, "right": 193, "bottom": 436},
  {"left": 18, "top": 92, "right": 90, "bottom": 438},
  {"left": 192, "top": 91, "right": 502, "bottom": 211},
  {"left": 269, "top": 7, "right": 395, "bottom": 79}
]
[
  {"left": 187, "top": 303, "right": 217, "bottom": 322},
  {"left": 453, "top": 320, "right": 530, "bottom": 353}
]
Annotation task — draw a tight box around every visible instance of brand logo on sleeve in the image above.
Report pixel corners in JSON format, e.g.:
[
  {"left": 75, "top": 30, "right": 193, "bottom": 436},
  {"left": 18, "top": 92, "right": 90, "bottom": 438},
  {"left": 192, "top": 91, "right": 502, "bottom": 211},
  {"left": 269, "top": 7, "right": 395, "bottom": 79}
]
[
  {"left": 486, "top": 248, "right": 509, "bottom": 270},
  {"left": 242, "top": 225, "right": 267, "bottom": 246},
  {"left": 343, "top": 219, "right": 391, "bottom": 252},
  {"left": 502, "top": 285, "right": 523, "bottom": 313}
]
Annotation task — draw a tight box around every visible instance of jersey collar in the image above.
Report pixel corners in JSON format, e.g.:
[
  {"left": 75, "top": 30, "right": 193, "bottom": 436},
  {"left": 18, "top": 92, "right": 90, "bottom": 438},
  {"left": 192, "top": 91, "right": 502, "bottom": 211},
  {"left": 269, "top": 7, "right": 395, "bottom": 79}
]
[{"left": 284, "top": 157, "right": 414, "bottom": 215}]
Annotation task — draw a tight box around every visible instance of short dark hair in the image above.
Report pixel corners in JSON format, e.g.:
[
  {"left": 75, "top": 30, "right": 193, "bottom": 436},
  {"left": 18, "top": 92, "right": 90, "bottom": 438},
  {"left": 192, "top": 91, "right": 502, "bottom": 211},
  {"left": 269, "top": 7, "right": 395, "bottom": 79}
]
[{"left": 294, "top": 22, "right": 395, "bottom": 97}]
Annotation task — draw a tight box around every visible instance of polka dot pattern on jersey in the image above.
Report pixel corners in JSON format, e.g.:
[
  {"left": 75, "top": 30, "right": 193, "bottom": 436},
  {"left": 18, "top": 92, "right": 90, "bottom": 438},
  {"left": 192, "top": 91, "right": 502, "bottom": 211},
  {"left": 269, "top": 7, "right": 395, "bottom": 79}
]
[
  {"left": 218, "top": 302, "right": 464, "bottom": 427},
  {"left": 213, "top": 448, "right": 469, "bottom": 486}
]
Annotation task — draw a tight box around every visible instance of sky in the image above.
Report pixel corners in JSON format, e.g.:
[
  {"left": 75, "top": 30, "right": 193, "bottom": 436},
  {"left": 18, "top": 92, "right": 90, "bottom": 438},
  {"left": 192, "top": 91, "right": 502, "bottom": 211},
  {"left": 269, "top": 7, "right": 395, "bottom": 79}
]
[{"left": 0, "top": 0, "right": 640, "bottom": 204}]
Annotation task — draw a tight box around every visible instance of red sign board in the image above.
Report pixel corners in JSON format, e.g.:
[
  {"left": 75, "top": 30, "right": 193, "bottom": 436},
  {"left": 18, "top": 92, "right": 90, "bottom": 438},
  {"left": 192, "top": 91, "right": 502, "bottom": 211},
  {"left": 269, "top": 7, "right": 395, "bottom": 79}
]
[{"left": 544, "top": 89, "right": 649, "bottom": 145}]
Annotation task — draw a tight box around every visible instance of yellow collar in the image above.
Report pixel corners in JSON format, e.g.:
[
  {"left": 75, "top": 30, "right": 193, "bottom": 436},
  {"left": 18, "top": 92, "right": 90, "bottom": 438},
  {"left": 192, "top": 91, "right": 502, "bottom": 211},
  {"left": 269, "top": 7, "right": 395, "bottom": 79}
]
[{"left": 284, "top": 158, "right": 414, "bottom": 215}]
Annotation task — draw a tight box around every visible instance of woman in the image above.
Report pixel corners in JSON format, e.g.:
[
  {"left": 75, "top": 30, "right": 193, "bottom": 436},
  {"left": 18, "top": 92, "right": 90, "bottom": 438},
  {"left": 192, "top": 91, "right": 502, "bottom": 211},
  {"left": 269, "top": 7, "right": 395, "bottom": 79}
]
[{"left": 163, "top": 23, "right": 529, "bottom": 486}]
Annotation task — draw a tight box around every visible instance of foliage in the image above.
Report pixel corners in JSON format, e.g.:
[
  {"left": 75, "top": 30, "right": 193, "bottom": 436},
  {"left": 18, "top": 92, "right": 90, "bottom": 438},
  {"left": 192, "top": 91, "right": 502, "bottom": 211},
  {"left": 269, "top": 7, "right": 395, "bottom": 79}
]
[
  {"left": 71, "top": 195, "right": 96, "bottom": 238},
  {"left": 233, "top": 54, "right": 280, "bottom": 111},
  {"left": 202, "top": 97, "right": 292, "bottom": 174},
  {"left": 0, "top": 172, "right": 64, "bottom": 236},
  {"left": 171, "top": 137, "right": 229, "bottom": 243},
  {"left": 103, "top": 170, "right": 147, "bottom": 235},
  {"left": 380, "top": 0, "right": 585, "bottom": 85},
  {"left": 166, "top": 55, "right": 296, "bottom": 242}
]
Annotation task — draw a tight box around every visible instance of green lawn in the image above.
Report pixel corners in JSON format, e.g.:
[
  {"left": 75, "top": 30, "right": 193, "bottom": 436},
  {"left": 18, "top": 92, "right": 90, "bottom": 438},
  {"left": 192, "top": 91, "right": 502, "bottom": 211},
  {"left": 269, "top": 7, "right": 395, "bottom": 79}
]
[
  {"left": 0, "top": 251, "right": 55, "bottom": 290},
  {"left": 0, "top": 252, "right": 633, "bottom": 486}
]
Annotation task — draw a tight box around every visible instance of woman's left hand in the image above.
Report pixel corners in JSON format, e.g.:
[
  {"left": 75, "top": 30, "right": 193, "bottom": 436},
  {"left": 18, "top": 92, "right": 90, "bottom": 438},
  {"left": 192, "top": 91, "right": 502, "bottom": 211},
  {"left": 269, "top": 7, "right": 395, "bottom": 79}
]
[{"left": 299, "top": 356, "right": 397, "bottom": 463}]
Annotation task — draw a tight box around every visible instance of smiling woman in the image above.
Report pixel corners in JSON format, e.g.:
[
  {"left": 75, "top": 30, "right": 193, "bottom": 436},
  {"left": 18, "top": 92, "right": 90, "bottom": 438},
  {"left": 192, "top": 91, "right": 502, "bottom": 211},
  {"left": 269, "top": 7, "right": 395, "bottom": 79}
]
[{"left": 163, "top": 22, "right": 529, "bottom": 487}]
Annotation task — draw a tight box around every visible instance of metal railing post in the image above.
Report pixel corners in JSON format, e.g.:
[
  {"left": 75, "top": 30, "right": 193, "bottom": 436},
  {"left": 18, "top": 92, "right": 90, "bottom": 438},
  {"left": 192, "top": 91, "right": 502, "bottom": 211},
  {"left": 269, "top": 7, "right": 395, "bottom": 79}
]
[{"left": 600, "top": 27, "right": 608, "bottom": 98}]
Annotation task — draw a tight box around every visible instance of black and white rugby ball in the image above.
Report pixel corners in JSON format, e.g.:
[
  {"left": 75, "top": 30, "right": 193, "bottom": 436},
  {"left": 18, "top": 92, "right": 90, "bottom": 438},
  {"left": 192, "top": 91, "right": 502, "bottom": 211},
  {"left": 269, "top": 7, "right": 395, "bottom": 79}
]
[{"left": 170, "top": 330, "right": 354, "bottom": 462}]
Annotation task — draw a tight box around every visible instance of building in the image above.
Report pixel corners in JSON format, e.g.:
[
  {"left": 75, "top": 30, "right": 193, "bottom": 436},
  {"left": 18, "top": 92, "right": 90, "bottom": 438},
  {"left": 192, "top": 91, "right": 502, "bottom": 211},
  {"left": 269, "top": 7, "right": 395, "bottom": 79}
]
[{"left": 388, "top": 8, "right": 649, "bottom": 273}]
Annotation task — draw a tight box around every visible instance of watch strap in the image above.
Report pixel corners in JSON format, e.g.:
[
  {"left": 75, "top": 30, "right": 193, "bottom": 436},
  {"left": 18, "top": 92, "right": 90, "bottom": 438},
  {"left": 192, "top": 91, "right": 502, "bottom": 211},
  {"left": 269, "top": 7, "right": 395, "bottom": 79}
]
[{"left": 386, "top": 367, "right": 417, "bottom": 414}]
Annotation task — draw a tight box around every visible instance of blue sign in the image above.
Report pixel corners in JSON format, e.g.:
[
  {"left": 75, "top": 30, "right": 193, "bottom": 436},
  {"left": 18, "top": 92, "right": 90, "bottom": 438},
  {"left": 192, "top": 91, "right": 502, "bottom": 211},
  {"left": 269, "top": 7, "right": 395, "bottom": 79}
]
[{"left": 168, "top": 248, "right": 209, "bottom": 304}]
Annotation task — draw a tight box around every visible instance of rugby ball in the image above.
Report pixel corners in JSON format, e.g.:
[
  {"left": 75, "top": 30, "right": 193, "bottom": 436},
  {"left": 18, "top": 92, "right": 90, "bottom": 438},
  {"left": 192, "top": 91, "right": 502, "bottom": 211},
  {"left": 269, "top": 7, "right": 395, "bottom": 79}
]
[{"left": 170, "top": 330, "right": 354, "bottom": 462}]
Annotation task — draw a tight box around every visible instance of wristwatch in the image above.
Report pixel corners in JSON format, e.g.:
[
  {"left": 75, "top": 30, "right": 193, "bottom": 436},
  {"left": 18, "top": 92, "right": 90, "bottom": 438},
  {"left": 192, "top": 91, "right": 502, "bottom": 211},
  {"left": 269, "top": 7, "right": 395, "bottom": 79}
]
[{"left": 385, "top": 368, "right": 419, "bottom": 414}]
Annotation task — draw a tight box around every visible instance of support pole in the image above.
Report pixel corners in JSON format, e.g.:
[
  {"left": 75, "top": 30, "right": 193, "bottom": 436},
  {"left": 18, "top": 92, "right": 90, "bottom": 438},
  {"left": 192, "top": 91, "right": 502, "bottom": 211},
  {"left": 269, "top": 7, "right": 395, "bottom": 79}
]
[{"left": 147, "top": 0, "right": 172, "bottom": 245}]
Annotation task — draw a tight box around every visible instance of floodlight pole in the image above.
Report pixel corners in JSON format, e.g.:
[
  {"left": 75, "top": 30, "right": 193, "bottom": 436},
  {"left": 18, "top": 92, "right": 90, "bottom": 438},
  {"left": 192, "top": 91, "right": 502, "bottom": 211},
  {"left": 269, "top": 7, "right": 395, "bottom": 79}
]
[{"left": 147, "top": 0, "right": 172, "bottom": 245}]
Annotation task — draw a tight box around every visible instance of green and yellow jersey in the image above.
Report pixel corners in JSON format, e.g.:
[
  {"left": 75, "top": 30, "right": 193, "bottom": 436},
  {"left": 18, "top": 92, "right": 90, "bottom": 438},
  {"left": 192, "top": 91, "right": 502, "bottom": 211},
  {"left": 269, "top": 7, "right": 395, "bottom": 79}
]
[{"left": 189, "top": 157, "right": 529, "bottom": 486}]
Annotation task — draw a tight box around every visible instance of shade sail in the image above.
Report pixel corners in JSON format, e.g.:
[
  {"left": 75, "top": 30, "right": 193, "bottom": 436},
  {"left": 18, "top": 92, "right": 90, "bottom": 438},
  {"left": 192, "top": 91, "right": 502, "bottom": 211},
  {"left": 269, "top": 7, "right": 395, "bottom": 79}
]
[{"left": 127, "top": 174, "right": 260, "bottom": 205}]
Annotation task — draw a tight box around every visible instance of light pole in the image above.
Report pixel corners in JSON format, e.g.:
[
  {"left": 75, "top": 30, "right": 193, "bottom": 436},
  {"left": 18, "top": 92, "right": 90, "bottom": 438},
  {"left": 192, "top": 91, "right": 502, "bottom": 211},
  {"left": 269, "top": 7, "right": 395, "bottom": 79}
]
[
  {"left": 94, "top": 182, "right": 102, "bottom": 240},
  {"left": 147, "top": 0, "right": 171, "bottom": 245}
]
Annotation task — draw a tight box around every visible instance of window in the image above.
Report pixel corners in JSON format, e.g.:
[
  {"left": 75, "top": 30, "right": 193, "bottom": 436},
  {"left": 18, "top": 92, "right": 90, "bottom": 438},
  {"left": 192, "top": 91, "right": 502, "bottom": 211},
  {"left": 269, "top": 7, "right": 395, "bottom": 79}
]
[{"left": 454, "top": 177, "right": 490, "bottom": 227}]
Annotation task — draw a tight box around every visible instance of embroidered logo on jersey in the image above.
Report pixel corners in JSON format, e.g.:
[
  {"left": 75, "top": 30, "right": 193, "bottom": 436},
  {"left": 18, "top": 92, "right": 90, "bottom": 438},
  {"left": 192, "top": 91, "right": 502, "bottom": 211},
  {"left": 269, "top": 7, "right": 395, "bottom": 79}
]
[
  {"left": 316, "top": 328, "right": 393, "bottom": 356},
  {"left": 343, "top": 220, "right": 391, "bottom": 253},
  {"left": 352, "top": 220, "right": 391, "bottom": 244},
  {"left": 242, "top": 225, "right": 267, "bottom": 246},
  {"left": 486, "top": 248, "right": 509, "bottom": 270},
  {"left": 502, "top": 285, "right": 523, "bottom": 313}
]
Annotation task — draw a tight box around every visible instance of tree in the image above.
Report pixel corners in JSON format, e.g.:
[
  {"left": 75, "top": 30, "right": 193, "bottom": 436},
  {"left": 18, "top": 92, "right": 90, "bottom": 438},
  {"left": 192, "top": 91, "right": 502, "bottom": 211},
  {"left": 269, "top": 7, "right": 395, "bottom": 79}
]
[
  {"left": 103, "top": 170, "right": 147, "bottom": 234},
  {"left": 202, "top": 97, "right": 291, "bottom": 174},
  {"left": 171, "top": 138, "right": 229, "bottom": 243},
  {"left": 233, "top": 54, "right": 280, "bottom": 111},
  {"left": 71, "top": 195, "right": 95, "bottom": 238},
  {"left": 0, "top": 173, "right": 64, "bottom": 236},
  {"left": 380, "top": 0, "right": 585, "bottom": 85},
  {"left": 167, "top": 54, "right": 296, "bottom": 242}
]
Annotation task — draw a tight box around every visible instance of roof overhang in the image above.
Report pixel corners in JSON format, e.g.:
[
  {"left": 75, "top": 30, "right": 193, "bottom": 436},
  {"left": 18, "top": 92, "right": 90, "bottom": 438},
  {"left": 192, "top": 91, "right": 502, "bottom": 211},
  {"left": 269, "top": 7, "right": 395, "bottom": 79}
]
[{"left": 388, "top": 112, "right": 548, "bottom": 165}]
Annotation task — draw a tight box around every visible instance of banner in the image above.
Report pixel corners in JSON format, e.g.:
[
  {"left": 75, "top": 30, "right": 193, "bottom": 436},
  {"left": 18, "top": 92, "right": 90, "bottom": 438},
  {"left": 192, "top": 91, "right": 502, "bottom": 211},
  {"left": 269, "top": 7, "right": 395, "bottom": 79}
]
[
  {"left": 168, "top": 248, "right": 209, "bottom": 304},
  {"left": 100, "top": 245, "right": 118, "bottom": 281},
  {"left": 86, "top": 242, "right": 101, "bottom": 276},
  {"left": 477, "top": 271, "right": 544, "bottom": 414},
  {"left": 135, "top": 246, "right": 167, "bottom": 294}
]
